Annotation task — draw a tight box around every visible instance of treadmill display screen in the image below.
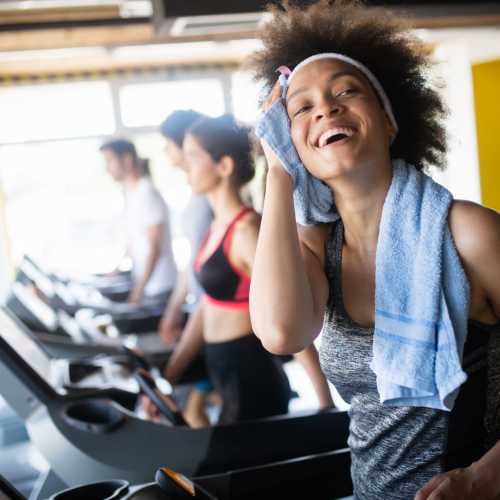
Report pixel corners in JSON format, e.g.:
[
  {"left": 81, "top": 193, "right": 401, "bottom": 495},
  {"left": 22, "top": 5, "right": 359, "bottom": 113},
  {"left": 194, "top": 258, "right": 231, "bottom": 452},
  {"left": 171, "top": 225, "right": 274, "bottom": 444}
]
[{"left": 0, "top": 308, "right": 52, "bottom": 386}]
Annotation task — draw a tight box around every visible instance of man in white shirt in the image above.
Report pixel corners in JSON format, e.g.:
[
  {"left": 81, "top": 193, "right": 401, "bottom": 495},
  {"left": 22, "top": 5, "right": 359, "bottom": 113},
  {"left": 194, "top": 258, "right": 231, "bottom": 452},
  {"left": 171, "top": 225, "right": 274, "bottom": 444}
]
[{"left": 100, "top": 139, "right": 177, "bottom": 305}]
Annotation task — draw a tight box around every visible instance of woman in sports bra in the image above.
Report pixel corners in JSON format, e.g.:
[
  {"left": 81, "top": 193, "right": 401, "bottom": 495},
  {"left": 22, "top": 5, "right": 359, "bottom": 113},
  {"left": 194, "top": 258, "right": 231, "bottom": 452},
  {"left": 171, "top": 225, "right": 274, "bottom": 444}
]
[{"left": 162, "top": 114, "right": 291, "bottom": 424}]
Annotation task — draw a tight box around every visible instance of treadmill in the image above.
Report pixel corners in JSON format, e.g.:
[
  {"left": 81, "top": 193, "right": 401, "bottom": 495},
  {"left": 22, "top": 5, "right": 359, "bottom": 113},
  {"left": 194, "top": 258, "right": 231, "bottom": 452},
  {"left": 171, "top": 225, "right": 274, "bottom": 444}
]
[
  {"left": 4, "top": 280, "right": 210, "bottom": 393},
  {"left": 4, "top": 290, "right": 206, "bottom": 395},
  {"left": 0, "top": 306, "right": 351, "bottom": 499},
  {"left": 6, "top": 279, "right": 170, "bottom": 362},
  {"left": 2, "top": 443, "right": 354, "bottom": 500},
  {"left": 17, "top": 256, "right": 132, "bottom": 303},
  {"left": 14, "top": 257, "right": 165, "bottom": 335}
]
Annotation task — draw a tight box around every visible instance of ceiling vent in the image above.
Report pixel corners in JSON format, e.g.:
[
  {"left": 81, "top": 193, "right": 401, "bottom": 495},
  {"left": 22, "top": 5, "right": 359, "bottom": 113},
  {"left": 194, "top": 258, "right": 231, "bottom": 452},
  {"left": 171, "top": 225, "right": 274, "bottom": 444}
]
[{"left": 168, "top": 12, "right": 267, "bottom": 37}]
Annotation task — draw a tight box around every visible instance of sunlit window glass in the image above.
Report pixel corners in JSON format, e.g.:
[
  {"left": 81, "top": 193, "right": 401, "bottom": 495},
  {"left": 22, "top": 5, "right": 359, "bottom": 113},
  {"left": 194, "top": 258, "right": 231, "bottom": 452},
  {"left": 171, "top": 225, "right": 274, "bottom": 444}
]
[
  {"left": 0, "top": 139, "right": 124, "bottom": 275},
  {"left": 0, "top": 81, "right": 115, "bottom": 144},
  {"left": 120, "top": 79, "right": 225, "bottom": 127},
  {"left": 231, "top": 71, "right": 262, "bottom": 125}
]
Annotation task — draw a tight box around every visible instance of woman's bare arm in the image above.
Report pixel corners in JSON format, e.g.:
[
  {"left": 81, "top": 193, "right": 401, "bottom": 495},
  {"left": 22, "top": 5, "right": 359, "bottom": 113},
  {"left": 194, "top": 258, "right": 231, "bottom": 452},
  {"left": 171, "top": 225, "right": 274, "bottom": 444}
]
[
  {"left": 294, "top": 344, "right": 334, "bottom": 408},
  {"left": 250, "top": 164, "right": 329, "bottom": 354},
  {"left": 164, "top": 302, "right": 205, "bottom": 383}
]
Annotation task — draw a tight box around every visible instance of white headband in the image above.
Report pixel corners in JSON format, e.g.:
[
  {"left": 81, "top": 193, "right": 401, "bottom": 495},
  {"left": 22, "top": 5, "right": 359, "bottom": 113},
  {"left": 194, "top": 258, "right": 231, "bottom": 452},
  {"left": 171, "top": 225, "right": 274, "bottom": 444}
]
[{"left": 281, "top": 53, "right": 398, "bottom": 137}]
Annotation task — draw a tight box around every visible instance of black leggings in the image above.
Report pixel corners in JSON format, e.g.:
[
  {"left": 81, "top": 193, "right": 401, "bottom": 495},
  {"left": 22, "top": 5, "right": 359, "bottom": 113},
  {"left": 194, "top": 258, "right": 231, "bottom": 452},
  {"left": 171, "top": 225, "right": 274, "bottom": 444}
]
[{"left": 204, "top": 334, "right": 291, "bottom": 425}]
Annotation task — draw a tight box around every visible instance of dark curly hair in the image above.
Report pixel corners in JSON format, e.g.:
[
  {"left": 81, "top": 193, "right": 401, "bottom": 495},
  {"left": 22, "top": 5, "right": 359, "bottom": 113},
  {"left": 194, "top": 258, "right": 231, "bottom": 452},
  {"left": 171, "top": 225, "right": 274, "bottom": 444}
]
[
  {"left": 188, "top": 114, "right": 255, "bottom": 188},
  {"left": 250, "top": 0, "right": 447, "bottom": 171}
]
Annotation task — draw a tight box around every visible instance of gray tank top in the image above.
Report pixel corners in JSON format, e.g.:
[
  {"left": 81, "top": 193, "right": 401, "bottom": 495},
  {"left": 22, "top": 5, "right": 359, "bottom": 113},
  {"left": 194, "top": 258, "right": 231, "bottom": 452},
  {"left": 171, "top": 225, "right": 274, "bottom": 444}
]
[{"left": 319, "top": 221, "right": 500, "bottom": 500}]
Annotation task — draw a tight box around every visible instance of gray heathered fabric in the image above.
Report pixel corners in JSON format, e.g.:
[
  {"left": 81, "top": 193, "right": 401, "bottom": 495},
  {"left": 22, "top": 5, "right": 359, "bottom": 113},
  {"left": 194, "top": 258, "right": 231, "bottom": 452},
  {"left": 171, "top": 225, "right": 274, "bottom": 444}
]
[{"left": 319, "top": 221, "right": 500, "bottom": 500}]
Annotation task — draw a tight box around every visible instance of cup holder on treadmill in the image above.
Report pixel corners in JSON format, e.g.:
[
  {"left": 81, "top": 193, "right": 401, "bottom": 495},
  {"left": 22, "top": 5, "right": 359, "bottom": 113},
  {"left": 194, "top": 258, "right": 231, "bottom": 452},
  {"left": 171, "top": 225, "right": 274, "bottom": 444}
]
[
  {"left": 62, "top": 399, "right": 126, "bottom": 434},
  {"left": 48, "top": 479, "right": 129, "bottom": 499}
]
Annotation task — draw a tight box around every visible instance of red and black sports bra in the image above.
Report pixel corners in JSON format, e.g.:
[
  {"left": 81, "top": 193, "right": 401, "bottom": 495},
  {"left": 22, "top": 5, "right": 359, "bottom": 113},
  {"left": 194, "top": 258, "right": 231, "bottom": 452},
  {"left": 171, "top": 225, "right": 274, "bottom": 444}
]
[{"left": 194, "top": 207, "right": 252, "bottom": 310}]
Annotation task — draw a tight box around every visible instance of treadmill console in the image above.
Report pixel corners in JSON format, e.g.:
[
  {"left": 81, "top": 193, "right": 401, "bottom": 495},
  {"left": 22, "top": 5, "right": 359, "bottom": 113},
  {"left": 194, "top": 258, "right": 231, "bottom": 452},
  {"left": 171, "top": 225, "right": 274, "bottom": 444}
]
[
  {"left": 19, "top": 257, "right": 55, "bottom": 299},
  {"left": 10, "top": 282, "right": 58, "bottom": 332},
  {"left": 9, "top": 282, "right": 88, "bottom": 343},
  {"left": 0, "top": 308, "right": 57, "bottom": 390}
]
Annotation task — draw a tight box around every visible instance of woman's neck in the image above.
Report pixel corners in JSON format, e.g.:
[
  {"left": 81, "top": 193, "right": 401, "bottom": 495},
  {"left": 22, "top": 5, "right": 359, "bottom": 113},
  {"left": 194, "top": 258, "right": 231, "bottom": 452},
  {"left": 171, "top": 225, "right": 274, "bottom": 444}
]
[
  {"left": 206, "top": 184, "right": 245, "bottom": 225},
  {"left": 328, "top": 159, "right": 393, "bottom": 254}
]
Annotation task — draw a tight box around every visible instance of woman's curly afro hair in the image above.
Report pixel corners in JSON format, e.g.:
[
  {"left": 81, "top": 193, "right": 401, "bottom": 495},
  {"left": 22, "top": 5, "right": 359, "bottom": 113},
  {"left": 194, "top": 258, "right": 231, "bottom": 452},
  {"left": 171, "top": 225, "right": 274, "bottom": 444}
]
[{"left": 250, "top": 0, "right": 447, "bottom": 171}]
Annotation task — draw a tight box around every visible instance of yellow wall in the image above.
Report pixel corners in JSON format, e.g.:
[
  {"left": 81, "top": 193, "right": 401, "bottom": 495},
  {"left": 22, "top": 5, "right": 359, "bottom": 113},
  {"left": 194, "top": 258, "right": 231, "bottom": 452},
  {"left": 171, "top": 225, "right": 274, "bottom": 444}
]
[{"left": 472, "top": 60, "right": 500, "bottom": 212}]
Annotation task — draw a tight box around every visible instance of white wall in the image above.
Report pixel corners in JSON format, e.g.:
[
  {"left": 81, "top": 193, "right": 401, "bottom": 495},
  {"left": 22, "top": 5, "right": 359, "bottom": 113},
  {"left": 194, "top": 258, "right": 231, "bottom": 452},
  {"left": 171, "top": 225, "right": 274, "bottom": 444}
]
[
  {"left": 424, "top": 27, "right": 500, "bottom": 202},
  {"left": 431, "top": 38, "right": 481, "bottom": 202}
]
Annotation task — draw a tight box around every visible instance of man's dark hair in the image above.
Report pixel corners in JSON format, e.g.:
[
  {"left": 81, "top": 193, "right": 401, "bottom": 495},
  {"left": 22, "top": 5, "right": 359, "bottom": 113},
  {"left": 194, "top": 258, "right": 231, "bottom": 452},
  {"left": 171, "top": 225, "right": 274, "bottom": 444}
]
[
  {"left": 188, "top": 114, "right": 255, "bottom": 188},
  {"left": 99, "top": 138, "right": 138, "bottom": 162},
  {"left": 160, "top": 110, "right": 206, "bottom": 147},
  {"left": 250, "top": 0, "right": 447, "bottom": 171},
  {"left": 100, "top": 138, "right": 151, "bottom": 175}
]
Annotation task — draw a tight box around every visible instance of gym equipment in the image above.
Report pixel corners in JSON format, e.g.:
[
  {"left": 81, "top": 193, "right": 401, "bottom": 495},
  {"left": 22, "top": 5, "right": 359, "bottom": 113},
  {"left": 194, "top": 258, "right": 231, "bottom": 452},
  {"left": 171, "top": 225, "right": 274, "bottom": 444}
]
[
  {"left": 12, "top": 257, "right": 165, "bottom": 335},
  {"left": 6, "top": 279, "right": 170, "bottom": 360},
  {"left": 0, "top": 306, "right": 351, "bottom": 498}
]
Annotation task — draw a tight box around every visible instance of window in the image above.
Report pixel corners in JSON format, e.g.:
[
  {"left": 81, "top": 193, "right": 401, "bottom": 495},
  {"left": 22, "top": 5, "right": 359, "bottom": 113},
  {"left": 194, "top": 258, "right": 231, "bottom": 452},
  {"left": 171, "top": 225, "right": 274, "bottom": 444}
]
[
  {"left": 0, "top": 81, "right": 115, "bottom": 144},
  {"left": 120, "top": 79, "right": 225, "bottom": 127},
  {"left": 231, "top": 71, "right": 262, "bottom": 124},
  {"left": 0, "top": 139, "right": 125, "bottom": 275},
  {"left": 0, "top": 74, "right": 230, "bottom": 276}
]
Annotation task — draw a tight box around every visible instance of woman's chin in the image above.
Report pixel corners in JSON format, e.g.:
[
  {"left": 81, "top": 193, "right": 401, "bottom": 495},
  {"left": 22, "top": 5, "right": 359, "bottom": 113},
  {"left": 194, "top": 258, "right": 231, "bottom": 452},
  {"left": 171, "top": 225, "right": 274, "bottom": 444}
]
[{"left": 305, "top": 161, "right": 355, "bottom": 183}]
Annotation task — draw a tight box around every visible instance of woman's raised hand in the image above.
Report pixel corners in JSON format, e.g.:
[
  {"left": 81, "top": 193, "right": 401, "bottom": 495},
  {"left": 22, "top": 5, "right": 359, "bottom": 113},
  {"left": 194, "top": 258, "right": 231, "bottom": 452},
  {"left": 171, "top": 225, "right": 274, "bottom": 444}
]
[
  {"left": 262, "top": 78, "right": 282, "bottom": 113},
  {"left": 259, "top": 79, "right": 290, "bottom": 174}
]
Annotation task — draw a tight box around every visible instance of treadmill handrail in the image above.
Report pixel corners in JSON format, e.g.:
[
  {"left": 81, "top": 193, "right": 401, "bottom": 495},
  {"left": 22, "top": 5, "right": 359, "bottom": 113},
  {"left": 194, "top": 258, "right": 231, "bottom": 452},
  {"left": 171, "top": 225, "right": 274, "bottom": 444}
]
[
  {"left": 0, "top": 333, "right": 141, "bottom": 416},
  {"left": 62, "top": 386, "right": 138, "bottom": 411}
]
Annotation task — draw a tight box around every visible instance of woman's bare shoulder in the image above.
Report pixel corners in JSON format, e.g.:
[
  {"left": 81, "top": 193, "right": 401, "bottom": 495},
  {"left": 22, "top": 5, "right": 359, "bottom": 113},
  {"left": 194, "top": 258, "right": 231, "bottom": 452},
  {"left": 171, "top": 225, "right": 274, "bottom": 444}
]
[
  {"left": 449, "top": 200, "right": 500, "bottom": 264},
  {"left": 237, "top": 209, "right": 260, "bottom": 231},
  {"left": 233, "top": 210, "right": 260, "bottom": 245},
  {"left": 449, "top": 200, "right": 500, "bottom": 321}
]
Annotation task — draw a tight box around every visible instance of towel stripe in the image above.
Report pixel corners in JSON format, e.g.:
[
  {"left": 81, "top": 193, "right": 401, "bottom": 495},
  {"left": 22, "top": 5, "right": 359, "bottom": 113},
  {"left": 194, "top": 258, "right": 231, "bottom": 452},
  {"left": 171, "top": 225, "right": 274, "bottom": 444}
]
[
  {"left": 376, "top": 309, "right": 442, "bottom": 328},
  {"left": 375, "top": 328, "right": 455, "bottom": 351}
]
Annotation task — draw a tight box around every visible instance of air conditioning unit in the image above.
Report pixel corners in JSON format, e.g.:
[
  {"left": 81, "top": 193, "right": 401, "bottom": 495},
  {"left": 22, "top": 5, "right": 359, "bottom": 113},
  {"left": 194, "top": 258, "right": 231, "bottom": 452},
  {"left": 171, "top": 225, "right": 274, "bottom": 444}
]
[
  {"left": 152, "top": 0, "right": 270, "bottom": 36},
  {"left": 168, "top": 12, "right": 266, "bottom": 37}
]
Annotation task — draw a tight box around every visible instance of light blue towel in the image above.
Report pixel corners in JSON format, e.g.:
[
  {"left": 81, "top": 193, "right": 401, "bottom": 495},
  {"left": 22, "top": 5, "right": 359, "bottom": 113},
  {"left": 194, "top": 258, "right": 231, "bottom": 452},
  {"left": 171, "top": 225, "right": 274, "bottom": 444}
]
[
  {"left": 255, "top": 80, "right": 470, "bottom": 411},
  {"left": 255, "top": 75, "right": 337, "bottom": 226},
  {"left": 372, "top": 160, "right": 470, "bottom": 411}
]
